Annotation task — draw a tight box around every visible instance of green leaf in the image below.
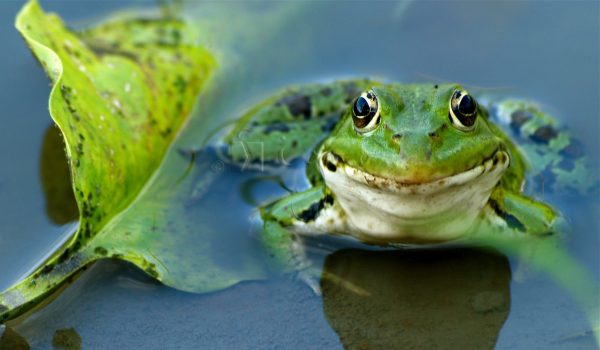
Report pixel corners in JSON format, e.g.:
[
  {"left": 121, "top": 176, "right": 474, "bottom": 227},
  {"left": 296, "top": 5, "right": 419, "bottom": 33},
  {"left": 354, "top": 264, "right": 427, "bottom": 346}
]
[{"left": 0, "top": 0, "right": 224, "bottom": 321}]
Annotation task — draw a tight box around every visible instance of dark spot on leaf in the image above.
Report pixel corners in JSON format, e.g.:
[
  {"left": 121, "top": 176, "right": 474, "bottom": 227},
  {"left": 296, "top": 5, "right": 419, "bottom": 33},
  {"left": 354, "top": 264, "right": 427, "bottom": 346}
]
[
  {"left": 160, "top": 127, "right": 173, "bottom": 138},
  {"left": 94, "top": 246, "right": 108, "bottom": 256},
  {"left": 41, "top": 264, "right": 54, "bottom": 276},
  {"left": 171, "top": 29, "right": 181, "bottom": 43},
  {"left": 53, "top": 328, "right": 82, "bottom": 350},
  {"left": 174, "top": 75, "right": 186, "bottom": 93},
  {"left": 75, "top": 142, "right": 83, "bottom": 156},
  {"left": 57, "top": 249, "right": 70, "bottom": 264},
  {"left": 145, "top": 263, "right": 159, "bottom": 278}
]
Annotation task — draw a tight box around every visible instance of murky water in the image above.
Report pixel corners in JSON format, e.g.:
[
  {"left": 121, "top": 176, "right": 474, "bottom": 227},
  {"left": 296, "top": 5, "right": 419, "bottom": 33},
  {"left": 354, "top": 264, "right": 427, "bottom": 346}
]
[{"left": 0, "top": 1, "right": 598, "bottom": 349}]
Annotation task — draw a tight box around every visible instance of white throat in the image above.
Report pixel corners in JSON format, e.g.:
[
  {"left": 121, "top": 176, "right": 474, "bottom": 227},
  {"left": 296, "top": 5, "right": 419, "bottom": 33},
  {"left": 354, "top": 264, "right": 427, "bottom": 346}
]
[{"left": 318, "top": 150, "right": 509, "bottom": 243}]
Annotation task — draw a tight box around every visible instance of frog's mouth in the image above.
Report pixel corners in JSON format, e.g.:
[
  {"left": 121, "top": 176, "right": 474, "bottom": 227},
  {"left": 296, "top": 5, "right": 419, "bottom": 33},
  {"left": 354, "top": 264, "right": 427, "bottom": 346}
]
[{"left": 319, "top": 148, "right": 509, "bottom": 194}]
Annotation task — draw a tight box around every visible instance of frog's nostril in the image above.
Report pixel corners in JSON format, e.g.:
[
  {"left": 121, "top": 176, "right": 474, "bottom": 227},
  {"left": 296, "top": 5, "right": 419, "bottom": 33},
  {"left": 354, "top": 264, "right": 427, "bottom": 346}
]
[{"left": 392, "top": 133, "right": 403, "bottom": 141}]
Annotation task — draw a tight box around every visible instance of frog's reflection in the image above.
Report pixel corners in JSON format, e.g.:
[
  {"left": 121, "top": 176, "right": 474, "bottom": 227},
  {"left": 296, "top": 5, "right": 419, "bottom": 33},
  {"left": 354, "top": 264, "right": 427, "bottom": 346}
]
[
  {"left": 321, "top": 248, "right": 510, "bottom": 349},
  {"left": 40, "top": 125, "right": 78, "bottom": 224}
]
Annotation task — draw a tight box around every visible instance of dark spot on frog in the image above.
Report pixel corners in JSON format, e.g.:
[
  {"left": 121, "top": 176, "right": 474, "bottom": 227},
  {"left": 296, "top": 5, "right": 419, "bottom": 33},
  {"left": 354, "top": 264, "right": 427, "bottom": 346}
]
[
  {"left": 559, "top": 139, "right": 584, "bottom": 159},
  {"left": 291, "top": 140, "right": 298, "bottom": 148},
  {"left": 428, "top": 124, "right": 445, "bottom": 142},
  {"left": 264, "top": 122, "right": 291, "bottom": 134},
  {"left": 530, "top": 125, "right": 558, "bottom": 144},
  {"left": 321, "top": 87, "right": 333, "bottom": 96},
  {"left": 434, "top": 84, "right": 438, "bottom": 89},
  {"left": 425, "top": 148, "right": 432, "bottom": 160},
  {"left": 276, "top": 93, "right": 312, "bottom": 119},
  {"left": 505, "top": 214, "right": 526, "bottom": 232},
  {"left": 322, "top": 153, "right": 337, "bottom": 172},
  {"left": 509, "top": 110, "right": 532, "bottom": 132},
  {"left": 343, "top": 82, "right": 362, "bottom": 103},
  {"left": 392, "top": 133, "right": 402, "bottom": 141},
  {"left": 324, "top": 194, "right": 334, "bottom": 205},
  {"left": 558, "top": 157, "right": 576, "bottom": 171},
  {"left": 321, "top": 117, "right": 338, "bottom": 132},
  {"left": 488, "top": 199, "right": 526, "bottom": 232},
  {"left": 297, "top": 194, "right": 334, "bottom": 222}
]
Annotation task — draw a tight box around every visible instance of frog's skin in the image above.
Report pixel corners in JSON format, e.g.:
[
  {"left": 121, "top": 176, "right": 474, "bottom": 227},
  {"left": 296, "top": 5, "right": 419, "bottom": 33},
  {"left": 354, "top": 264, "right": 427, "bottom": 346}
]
[{"left": 204, "top": 80, "right": 594, "bottom": 271}]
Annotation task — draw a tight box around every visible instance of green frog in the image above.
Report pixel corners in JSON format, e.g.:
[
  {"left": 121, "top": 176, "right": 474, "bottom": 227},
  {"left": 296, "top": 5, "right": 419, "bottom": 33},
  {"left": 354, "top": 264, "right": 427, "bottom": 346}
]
[{"left": 193, "top": 80, "right": 595, "bottom": 272}]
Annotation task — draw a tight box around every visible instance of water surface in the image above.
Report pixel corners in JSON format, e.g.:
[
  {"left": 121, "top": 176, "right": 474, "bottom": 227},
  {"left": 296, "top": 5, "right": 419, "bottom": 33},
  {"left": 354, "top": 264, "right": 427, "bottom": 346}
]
[{"left": 0, "top": 1, "right": 598, "bottom": 349}]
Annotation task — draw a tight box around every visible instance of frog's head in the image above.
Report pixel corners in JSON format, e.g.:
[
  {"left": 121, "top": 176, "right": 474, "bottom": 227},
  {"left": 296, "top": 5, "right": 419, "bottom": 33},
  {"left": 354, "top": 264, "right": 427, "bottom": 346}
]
[{"left": 318, "top": 83, "right": 509, "bottom": 243}]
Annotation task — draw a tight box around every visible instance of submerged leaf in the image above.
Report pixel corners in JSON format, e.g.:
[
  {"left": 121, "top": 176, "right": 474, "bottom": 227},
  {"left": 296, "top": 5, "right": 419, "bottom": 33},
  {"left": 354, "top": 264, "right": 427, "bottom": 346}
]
[{"left": 0, "top": 0, "right": 216, "bottom": 321}]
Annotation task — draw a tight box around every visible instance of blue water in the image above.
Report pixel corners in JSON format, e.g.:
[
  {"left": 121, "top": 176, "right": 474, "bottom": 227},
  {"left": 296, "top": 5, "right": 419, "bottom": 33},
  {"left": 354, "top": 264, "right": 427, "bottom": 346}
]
[{"left": 0, "top": 1, "right": 598, "bottom": 349}]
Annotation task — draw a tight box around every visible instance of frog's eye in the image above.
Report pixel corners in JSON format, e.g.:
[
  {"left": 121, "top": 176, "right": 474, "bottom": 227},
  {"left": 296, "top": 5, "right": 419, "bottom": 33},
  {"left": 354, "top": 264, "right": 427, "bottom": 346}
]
[
  {"left": 352, "top": 90, "right": 380, "bottom": 133},
  {"left": 449, "top": 90, "right": 478, "bottom": 131}
]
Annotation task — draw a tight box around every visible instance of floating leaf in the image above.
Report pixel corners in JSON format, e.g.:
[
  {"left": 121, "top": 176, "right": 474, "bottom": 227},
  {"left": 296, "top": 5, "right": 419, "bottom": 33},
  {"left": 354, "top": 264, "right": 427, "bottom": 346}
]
[{"left": 0, "top": 0, "right": 220, "bottom": 321}]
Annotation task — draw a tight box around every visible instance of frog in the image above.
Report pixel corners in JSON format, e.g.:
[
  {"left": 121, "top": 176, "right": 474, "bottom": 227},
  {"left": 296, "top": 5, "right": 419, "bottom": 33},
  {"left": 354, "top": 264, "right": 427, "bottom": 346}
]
[{"left": 187, "top": 80, "right": 596, "bottom": 273}]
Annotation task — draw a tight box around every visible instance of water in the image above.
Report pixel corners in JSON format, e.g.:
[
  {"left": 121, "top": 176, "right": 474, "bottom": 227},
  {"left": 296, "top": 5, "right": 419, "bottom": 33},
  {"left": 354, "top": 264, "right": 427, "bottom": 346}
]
[{"left": 0, "top": 1, "right": 598, "bottom": 349}]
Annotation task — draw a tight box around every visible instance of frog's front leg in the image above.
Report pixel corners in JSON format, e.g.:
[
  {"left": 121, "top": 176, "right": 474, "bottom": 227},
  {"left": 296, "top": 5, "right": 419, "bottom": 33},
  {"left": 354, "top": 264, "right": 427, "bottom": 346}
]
[
  {"left": 259, "top": 185, "right": 341, "bottom": 273},
  {"left": 483, "top": 188, "right": 562, "bottom": 237}
]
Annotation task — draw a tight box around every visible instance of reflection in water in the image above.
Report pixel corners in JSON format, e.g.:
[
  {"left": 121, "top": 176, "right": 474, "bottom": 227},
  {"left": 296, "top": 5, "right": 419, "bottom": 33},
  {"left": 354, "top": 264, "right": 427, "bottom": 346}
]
[
  {"left": 321, "top": 248, "right": 511, "bottom": 349},
  {"left": 40, "top": 125, "right": 78, "bottom": 225}
]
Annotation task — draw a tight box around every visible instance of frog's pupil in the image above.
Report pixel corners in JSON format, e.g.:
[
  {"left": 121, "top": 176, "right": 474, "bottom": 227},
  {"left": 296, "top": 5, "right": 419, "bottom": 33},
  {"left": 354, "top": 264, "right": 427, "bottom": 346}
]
[
  {"left": 354, "top": 97, "right": 371, "bottom": 117},
  {"left": 458, "top": 95, "right": 476, "bottom": 115}
]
